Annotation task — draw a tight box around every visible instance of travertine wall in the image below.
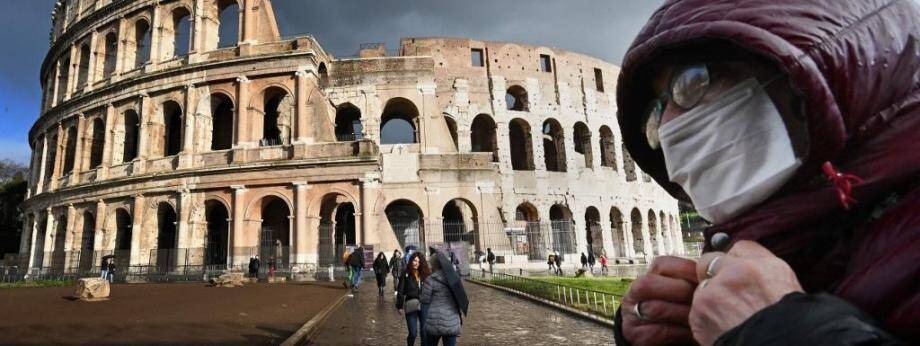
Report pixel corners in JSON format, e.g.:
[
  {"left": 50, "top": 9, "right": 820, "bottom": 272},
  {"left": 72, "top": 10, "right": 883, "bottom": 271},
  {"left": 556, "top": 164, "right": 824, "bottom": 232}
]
[{"left": 20, "top": 0, "right": 683, "bottom": 277}]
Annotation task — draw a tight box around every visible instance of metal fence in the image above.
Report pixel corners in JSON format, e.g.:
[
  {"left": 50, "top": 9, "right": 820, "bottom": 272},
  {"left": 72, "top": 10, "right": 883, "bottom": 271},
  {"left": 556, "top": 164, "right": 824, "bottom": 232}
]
[{"left": 471, "top": 269, "right": 623, "bottom": 319}]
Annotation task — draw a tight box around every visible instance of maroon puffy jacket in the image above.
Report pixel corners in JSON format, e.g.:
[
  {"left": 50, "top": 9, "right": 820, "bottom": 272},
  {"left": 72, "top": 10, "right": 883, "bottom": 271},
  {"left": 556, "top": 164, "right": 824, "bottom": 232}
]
[{"left": 616, "top": 0, "right": 920, "bottom": 342}]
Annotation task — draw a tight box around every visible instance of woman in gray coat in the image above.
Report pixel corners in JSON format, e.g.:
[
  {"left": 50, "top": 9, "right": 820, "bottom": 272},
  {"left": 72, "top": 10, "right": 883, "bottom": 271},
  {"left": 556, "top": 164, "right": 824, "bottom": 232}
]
[{"left": 420, "top": 253, "right": 461, "bottom": 346}]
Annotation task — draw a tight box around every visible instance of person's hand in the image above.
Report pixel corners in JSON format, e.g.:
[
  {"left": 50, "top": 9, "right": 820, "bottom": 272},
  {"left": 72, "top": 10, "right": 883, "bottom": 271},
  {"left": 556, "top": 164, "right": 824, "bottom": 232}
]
[
  {"left": 690, "top": 240, "right": 803, "bottom": 345},
  {"left": 621, "top": 256, "right": 698, "bottom": 345}
]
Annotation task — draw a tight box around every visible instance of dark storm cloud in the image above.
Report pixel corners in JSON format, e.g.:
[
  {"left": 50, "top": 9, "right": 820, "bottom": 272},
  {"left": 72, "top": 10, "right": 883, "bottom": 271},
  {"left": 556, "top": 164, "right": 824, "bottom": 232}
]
[
  {"left": 270, "top": 0, "right": 665, "bottom": 63},
  {"left": 0, "top": 0, "right": 665, "bottom": 164}
]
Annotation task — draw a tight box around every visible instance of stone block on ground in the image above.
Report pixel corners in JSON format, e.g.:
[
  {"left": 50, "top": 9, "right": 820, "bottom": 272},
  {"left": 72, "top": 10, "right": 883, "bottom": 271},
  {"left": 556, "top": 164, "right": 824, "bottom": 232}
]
[
  {"left": 208, "top": 272, "right": 245, "bottom": 287},
  {"left": 74, "top": 278, "right": 110, "bottom": 301}
]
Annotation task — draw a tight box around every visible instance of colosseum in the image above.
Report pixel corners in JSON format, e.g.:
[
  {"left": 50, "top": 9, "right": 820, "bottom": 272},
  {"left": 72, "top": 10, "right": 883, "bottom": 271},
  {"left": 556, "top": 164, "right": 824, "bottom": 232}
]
[{"left": 19, "top": 0, "right": 683, "bottom": 281}]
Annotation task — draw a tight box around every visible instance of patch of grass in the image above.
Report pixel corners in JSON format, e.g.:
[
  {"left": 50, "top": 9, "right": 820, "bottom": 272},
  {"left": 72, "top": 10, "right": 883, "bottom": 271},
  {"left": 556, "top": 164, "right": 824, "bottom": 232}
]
[
  {"left": 0, "top": 280, "right": 75, "bottom": 289},
  {"left": 529, "top": 276, "right": 631, "bottom": 296},
  {"left": 479, "top": 275, "right": 629, "bottom": 318}
]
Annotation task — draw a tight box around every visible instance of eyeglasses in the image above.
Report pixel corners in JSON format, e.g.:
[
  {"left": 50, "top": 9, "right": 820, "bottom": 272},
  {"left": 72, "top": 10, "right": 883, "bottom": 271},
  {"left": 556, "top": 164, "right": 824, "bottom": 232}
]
[{"left": 644, "top": 63, "right": 711, "bottom": 149}]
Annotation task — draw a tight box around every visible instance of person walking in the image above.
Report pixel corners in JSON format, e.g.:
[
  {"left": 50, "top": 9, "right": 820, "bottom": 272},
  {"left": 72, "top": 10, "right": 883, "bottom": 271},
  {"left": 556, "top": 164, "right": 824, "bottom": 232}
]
[
  {"left": 348, "top": 246, "right": 365, "bottom": 292},
  {"left": 374, "top": 252, "right": 390, "bottom": 296},
  {"left": 420, "top": 253, "right": 467, "bottom": 346},
  {"left": 247, "top": 257, "right": 256, "bottom": 278},
  {"left": 587, "top": 252, "right": 596, "bottom": 274},
  {"left": 599, "top": 253, "right": 609, "bottom": 276},
  {"left": 252, "top": 256, "right": 261, "bottom": 279},
  {"left": 547, "top": 253, "right": 556, "bottom": 274},
  {"left": 342, "top": 247, "right": 353, "bottom": 288},
  {"left": 580, "top": 252, "right": 588, "bottom": 270},
  {"left": 390, "top": 249, "right": 403, "bottom": 292},
  {"left": 396, "top": 252, "right": 431, "bottom": 346},
  {"left": 99, "top": 256, "right": 111, "bottom": 280},
  {"left": 553, "top": 251, "right": 562, "bottom": 276},
  {"left": 485, "top": 248, "right": 495, "bottom": 275}
]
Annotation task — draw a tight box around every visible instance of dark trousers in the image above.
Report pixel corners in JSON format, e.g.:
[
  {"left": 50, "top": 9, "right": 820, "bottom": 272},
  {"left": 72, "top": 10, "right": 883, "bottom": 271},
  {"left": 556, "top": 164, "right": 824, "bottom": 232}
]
[
  {"left": 425, "top": 335, "right": 458, "bottom": 346},
  {"left": 405, "top": 310, "right": 424, "bottom": 346}
]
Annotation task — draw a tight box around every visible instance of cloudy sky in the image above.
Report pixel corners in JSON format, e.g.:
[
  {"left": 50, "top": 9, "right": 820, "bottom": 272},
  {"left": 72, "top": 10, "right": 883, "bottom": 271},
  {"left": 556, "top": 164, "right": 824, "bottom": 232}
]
[{"left": 0, "top": 0, "right": 665, "bottom": 165}]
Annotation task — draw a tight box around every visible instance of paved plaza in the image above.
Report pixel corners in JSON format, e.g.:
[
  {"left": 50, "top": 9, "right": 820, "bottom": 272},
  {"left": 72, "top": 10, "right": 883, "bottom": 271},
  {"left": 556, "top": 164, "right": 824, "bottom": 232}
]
[{"left": 308, "top": 276, "right": 615, "bottom": 345}]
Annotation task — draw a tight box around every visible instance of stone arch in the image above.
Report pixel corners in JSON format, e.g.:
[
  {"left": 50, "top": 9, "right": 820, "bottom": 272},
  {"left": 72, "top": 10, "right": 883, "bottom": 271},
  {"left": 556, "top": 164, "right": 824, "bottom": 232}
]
[
  {"left": 380, "top": 97, "right": 419, "bottom": 144},
  {"left": 62, "top": 125, "right": 78, "bottom": 174},
  {"left": 50, "top": 209, "right": 68, "bottom": 273},
  {"left": 334, "top": 103, "right": 363, "bottom": 141},
  {"left": 79, "top": 210, "right": 96, "bottom": 273},
  {"left": 151, "top": 202, "right": 179, "bottom": 273},
  {"left": 317, "top": 192, "right": 358, "bottom": 267},
  {"left": 101, "top": 31, "right": 118, "bottom": 79},
  {"left": 548, "top": 204, "right": 575, "bottom": 255},
  {"left": 256, "top": 86, "right": 293, "bottom": 146},
  {"left": 157, "top": 100, "right": 183, "bottom": 157},
  {"left": 88, "top": 117, "right": 105, "bottom": 169},
  {"left": 630, "top": 208, "right": 645, "bottom": 257},
  {"left": 120, "top": 109, "right": 140, "bottom": 163},
  {"left": 585, "top": 206, "right": 602, "bottom": 257},
  {"left": 210, "top": 92, "right": 234, "bottom": 150},
  {"left": 216, "top": 0, "right": 240, "bottom": 49},
  {"left": 573, "top": 122, "right": 594, "bottom": 169},
  {"left": 515, "top": 202, "right": 544, "bottom": 259},
  {"left": 609, "top": 207, "right": 625, "bottom": 258},
  {"left": 132, "top": 18, "right": 152, "bottom": 68},
  {"left": 385, "top": 199, "right": 425, "bottom": 250},
  {"left": 76, "top": 43, "right": 91, "bottom": 90},
  {"left": 659, "top": 210, "right": 669, "bottom": 254},
  {"left": 599, "top": 125, "right": 616, "bottom": 170},
  {"left": 165, "top": 5, "right": 192, "bottom": 58},
  {"left": 204, "top": 199, "right": 230, "bottom": 267},
  {"left": 648, "top": 209, "right": 660, "bottom": 256},
  {"left": 623, "top": 143, "right": 638, "bottom": 182},
  {"left": 542, "top": 118, "right": 566, "bottom": 172},
  {"left": 470, "top": 113, "right": 497, "bottom": 162},
  {"left": 249, "top": 195, "right": 292, "bottom": 268},
  {"left": 506, "top": 85, "right": 528, "bottom": 111},
  {"left": 442, "top": 198, "right": 478, "bottom": 243},
  {"left": 509, "top": 118, "right": 534, "bottom": 171},
  {"left": 44, "top": 132, "right": 57, "bottom": 181}
]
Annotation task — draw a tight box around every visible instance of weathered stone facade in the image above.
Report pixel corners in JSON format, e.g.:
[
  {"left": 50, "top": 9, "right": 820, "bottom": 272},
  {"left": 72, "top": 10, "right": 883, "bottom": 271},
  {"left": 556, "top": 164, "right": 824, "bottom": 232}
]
[{"left": 21, "top": 0, "right": 682, "bottom": 278}]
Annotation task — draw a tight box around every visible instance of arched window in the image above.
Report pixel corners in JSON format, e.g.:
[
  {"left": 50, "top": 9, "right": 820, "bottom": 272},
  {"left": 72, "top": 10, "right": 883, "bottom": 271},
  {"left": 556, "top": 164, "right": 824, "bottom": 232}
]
[
  {"left": 442, "top": 199, "right": 477, "bottom": 243},
  {"left": 102, "top": 32, "right": 117, "bottom": 79},
  {"left": 542, "top": 119, "right": 566, "bottom": 172},
  {"left": 134, "top": 19, "right": 151, "bottom": 68},
  {"left": 217, "top": 1, "right": 239, "bottom": 48},
  {"left": 122, "top": 110, "right": 140, "bottom": 162},
  {"left": 44, "top": 133, "right": 57, "bottom": 181},
  {"left": 88, "top": 118, "right": 105, "bottom": 169},
  {"left": 549, "top": 204, "right": 575, "bottom": 254},
  {"left": 630, "top": 208, "right": 644, "bottom": 257},
  {"left": 162, "top": 101, "right": 183, "bottom": 156},
  {"left": 509, "top": 118, "right": 534, "bottom": 171},
  {"left": 505, "top": 85, "right": 528, "bottom": 111},
  {"left": 76, "top": 44, "right": 91, "bottom": 90},
  {"left": 260, "top": 87, "right": 293, "bottom": 146},
  {"left": 609, "top": 208, "right": 625, "bottom": 258},
  {"left": 334, "top": 103, "right": 362, "bottom": 141},
  {"left": 573, "top": 122, "right": 594, "bottom": 168},
  {"left": 386, "top": 200, "right": 424, "bottom": 249},
  {"left": 380, "top": 98, "right": 419, "bottom": 144},
  {"left": 63, "top": 126, "right": 78, "bottom": 174},
  {"left": 470, "top": 114, "right": 497, "bottom": 161},
  {"left": 599, "top": 126, "right": 616, "bottom": 169},
  {"left": 170, "top": 8, "right": 192, "bottom": 58},
  {"left": 210, "top": 93, "right": 234, "bottom": 150},
  {"left": 623, "top": 143, "right": 637, "bottom": 182}
]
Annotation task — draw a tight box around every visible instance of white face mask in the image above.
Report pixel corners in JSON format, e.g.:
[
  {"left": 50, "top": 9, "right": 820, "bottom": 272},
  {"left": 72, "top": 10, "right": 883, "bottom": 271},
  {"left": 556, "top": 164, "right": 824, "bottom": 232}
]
[{"left": 658, "top": 78, "right": 801, "bottom": 224}]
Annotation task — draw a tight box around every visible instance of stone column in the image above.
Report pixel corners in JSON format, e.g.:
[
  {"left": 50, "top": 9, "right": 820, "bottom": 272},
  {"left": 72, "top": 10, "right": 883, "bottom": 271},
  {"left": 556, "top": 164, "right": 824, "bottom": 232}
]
[
  {"left": 294, "top": 69, "right": 313, "bottom": 144},
  {"left": 293, "top": 181, "right": 309, "bottom": 264},
  {"left": 42, "top": 209, "right": 55, "bottom": 270},
  {"left": 360, "top": 174, "right": 381, "bottom": 247},
  {"left": 94, "top": 200, "right": 106, "bottom": 251},
  {"left": 231, "top": 185, "right": 247, "bottom": 266},
  {"left": 130, "top": 194, "right": 145, "bottom": 267},
  {"left": 19, "top": 215, "right": 33, "bottom": 263},
  {"left": 176, "top": 189, "right": 192, "bottom": 249},
  {"left": 179, "top": 84, "right": 197, "bottom": 168},
  {"left": 36, "top": 134, "right": 49, "bottom": 194},
  {"left": 190, "top": 0, "right": 205, "bottom": 61},
  {"left": 148, "top": 5, "right": 162, "bottom": 66},
  {"left": 98, "top": 103, "right": 115, "bottom": 179},
  {"left": 418, "top": 82, "right": 437, "bottom": 153},
  {"left": 50, "top": 122, "right": 65, "bottom": 190},
  {"left": 71, "top": 114, "right": 86, "bottom": 182},
  {"left": 234, "top": 76, "right": 251, "bottom": 148},
  {"left": 26, "top": 214, "right": 39, "bottom": 270},
  {"left": 85, "top": 31, "right": 99, "bottom": 90},
  {"left": 114, "top": 17, "right": 127, "bottom": 75},
  {"left": 64, "top": 204, "right": 77, "bottom": 273},
  {"left": 135, "top": 93, "right": 149, "bottom": 173},
  {"left": 241, "top": 0, "right": 255, "bottom": 44}
]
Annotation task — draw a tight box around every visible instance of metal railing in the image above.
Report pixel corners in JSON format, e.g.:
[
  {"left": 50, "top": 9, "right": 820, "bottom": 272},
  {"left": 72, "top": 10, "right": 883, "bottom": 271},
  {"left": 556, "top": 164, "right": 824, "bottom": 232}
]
[{"left": 471, "top": 269, "right": 623, "bottom": 319}]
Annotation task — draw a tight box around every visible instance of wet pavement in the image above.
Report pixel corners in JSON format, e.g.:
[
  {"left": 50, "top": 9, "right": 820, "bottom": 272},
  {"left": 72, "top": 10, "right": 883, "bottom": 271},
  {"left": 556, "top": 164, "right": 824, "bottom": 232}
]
[{"left": 307, "top": 274, "right": 615, "bottom": 345}]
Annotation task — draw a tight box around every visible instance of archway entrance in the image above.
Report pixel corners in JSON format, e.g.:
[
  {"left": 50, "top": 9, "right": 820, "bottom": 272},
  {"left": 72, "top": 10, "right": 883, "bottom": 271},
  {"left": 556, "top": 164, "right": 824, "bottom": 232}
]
[
  {"left": 549, "top": 204, "right": 575, "bottom": 255},
  {"left": 318, "top": 194, "right": 356, "bottom": 267},
  {"left": 259, "top": 197, "right": 290, "bottom": 277},
  {"left": 515, "top": 203, "right": 543, "bottom": 261},
  {"left": 630, "top": 208, "right": 644, "bottom": 258},
  {"left": 205, "top": 200, "right": 229, "bottom": 269},
  {"left": 113, "top": 209, "right": 133, "bottom": 281},
  {"left": 154, "top": 203, "right": 178, "bottom": 275},
  {"left": 386, "top": 200, "right": 424, "bottom": 250},
  {"left": 79, "top": 212, "right": 95, "bottom": 274},
  {"left": 585, "top": 207, "right": 602, "bottom": 257},
  {"left": 610, "top": 208, "right": 626, "bottom": 258}
]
